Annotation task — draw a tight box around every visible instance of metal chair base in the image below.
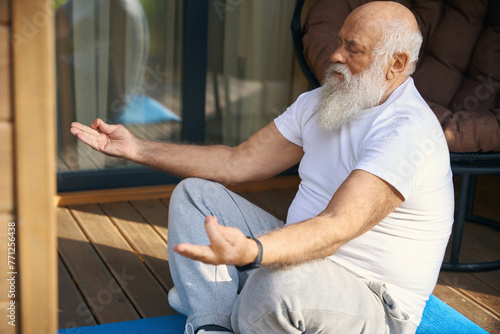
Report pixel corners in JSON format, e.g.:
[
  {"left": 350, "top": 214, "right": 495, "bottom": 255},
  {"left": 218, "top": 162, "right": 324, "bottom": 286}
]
[{"left": 441, "top": 156, "right": 500, "bottom": 272}]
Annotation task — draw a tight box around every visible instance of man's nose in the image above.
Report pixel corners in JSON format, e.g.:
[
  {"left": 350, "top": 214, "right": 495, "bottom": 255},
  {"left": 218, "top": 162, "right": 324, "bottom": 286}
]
[{"left": 330, "top": 47, "right": 347, "bottom": 64}]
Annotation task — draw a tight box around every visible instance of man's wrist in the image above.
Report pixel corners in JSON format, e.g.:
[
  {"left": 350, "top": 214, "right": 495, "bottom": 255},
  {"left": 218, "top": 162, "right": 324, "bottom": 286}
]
[
  {"left": 236, "top": 237, "right": 263, "bottom": 272},
  {"left": 125, "top": 137, "right": 144, "bottom": 162}
]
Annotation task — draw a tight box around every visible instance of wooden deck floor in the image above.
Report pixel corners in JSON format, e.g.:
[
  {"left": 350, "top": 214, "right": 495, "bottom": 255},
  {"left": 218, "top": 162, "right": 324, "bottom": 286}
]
[{"left": 57, "top": 175, "right": 500, "bottom": 333}]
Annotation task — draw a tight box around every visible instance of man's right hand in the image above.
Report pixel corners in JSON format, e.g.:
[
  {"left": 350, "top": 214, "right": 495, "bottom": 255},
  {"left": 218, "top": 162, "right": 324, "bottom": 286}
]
[{"left": 70, "top": 118, "right": 137, "bottom": 159}]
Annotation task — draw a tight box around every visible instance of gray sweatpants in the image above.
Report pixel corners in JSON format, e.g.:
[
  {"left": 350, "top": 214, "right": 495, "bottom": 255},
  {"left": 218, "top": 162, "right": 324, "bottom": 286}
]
[{"left": 167, "top": 178, "right": 417, "bottom": 334}]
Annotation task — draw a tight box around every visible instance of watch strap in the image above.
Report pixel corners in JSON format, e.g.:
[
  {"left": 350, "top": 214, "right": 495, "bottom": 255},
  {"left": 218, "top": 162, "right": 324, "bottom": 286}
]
[{"left": 235, "top": 237, "right": 263, "bottom": 272}]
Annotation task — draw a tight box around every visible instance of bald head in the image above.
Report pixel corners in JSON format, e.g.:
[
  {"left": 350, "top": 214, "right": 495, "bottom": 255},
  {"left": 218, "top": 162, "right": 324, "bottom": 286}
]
[
  {"left": 350, "top": 1, "right": 418, "bottom": 30},
  {"left": 346, "top": 1, "right": 422, "bottom": 73}
]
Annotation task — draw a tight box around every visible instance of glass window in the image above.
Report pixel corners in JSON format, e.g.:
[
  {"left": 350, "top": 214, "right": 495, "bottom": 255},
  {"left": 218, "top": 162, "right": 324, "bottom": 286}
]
[
  {"left": 55, "top": 0, "right": 183, "bottom": 173},
  {"left": 204, "top": 0, "right": 309, "bottom": 146},
  {"left": 55, "top": 0, "right": 309, "bottom": 191}
]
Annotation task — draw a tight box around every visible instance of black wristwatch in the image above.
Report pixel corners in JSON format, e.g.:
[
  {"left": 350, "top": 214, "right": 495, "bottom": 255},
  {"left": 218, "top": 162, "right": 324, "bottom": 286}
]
[{"left": 235, "top": 237, "right": 263, "bottom": 272}]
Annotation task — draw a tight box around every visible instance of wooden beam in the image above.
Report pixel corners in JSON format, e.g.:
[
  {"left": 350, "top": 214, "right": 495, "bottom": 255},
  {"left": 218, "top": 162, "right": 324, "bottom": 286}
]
[
  {"left": 12, "top": 0, "right": 57, "bottom": 333},
  {"left": 0, "top": 213, "right": 15, "bottom": 334},
  {"left": 0, "top": 0, "right": 9, "bottom": 24},
  {"left": 56, "top": 175, "right": 301, "bottom": 207},
  {"left": 0, "top": 122, "right": 13, "bottom": 212},
  {"left": 57, "top": 184, "right": 178, "bottom": 207},
  {"left": 0, "top": 25, "right": 10, "bottom": 121},
  {"left": 0, "top": 2, "right": 14, "bottom": 334}
]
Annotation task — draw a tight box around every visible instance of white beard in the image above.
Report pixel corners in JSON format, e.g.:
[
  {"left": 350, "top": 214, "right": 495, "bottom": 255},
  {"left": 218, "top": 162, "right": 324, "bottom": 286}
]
[{"left": 317, "top": 59, "right": 389, "bottom": 131}]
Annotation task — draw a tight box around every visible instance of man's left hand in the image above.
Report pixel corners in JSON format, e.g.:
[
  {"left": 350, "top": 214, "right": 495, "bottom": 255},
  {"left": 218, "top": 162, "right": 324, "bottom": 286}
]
[{"left": 173, "top": 216, "right": 259, "bottom": 266}]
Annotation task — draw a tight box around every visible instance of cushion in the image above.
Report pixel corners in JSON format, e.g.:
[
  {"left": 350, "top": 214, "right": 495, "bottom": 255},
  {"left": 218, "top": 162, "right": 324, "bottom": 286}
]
[{"left": 302, "top": 0, "right": 500, "bottom": 152}]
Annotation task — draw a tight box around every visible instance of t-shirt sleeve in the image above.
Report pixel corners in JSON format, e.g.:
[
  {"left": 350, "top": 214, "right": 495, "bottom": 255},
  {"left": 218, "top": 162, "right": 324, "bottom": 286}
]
[
  {"left": 355, "top": 114, "right": 432, "bottom": 200},
  {"left": 274, "top": 112, "right": 302, "bottom": 147},
  {"left": 274, "top": 89, "right": 319, "bottom": 147}
]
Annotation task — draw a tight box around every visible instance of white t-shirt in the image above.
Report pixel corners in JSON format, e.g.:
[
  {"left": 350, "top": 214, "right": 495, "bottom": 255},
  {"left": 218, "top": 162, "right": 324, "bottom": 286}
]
[{"left": 274, "top": 78, "right": 454, "bottom": 326}]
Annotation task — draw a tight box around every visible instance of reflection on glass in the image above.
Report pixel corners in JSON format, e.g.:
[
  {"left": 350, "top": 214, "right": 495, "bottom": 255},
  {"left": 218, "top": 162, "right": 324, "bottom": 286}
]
[
  {"left": 204, "top": 0, "right": 309, "bottom": 146},
  {"left": 55, "top": 0, "right": 309, "bottom": 180},
  {"left": 55, "top": 0, "right": 182, "bottom": 172}
]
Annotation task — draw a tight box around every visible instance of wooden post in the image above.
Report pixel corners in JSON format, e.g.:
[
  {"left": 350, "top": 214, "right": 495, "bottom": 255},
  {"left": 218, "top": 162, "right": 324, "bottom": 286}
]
[
  {"left": 12, "top": 0, "right": 57, "bottom": 333},
  {"left": 0, "top": 1, "right": 16, "bottom": 333}
]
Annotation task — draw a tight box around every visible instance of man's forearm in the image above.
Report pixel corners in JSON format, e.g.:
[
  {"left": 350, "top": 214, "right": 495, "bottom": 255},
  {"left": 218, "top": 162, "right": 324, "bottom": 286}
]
[
  {"left": 258, "top": 216, "right": 344, "bottom": 266},
  {"left": 256, "top": 170, "right": 403, "bottom": 267},
  {"left": 128, "top": 137, "right": 237, "bottom": 184},
  {"left": 125, "top": 122, "right": 303, "bottom": 185}
]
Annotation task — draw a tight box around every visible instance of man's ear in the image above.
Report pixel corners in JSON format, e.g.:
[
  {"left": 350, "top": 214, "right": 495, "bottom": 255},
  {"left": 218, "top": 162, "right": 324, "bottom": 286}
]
[{"left": 386, "top": 52, "right": 410, "bottom": 80}]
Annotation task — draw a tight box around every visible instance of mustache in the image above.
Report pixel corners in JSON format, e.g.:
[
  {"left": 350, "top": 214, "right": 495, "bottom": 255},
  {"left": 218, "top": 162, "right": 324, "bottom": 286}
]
[{"left": 326, "top": 63, "right": 352, "bottom": 81}]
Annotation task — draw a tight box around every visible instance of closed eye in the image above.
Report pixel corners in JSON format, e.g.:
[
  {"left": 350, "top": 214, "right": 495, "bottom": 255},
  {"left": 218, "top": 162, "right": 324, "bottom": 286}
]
[{"left": 334, "top": 32, "right": 365, "bottom": 55}]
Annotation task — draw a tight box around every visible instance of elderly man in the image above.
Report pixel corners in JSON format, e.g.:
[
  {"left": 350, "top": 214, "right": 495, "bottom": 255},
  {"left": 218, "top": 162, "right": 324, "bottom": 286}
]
[{"left": 71, "top": 1, "right": 453, "bottom": 333}]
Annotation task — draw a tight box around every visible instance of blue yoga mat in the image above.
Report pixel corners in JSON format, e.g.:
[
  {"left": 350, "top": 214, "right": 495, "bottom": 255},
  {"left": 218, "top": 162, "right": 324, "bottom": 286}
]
[
  {"left": 58, "top": 295, "right": 488, "bottom": 334},
  {"left": 58, "top": 314, "right": 187, "bottom": 334},
  {"left": 416, "top": 295, "right": 489, "bottom": 334}
]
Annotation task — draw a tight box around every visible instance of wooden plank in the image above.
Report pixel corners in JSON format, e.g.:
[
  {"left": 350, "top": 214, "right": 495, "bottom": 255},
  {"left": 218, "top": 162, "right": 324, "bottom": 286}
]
[
  {"left": 0, "top": 0, "right": 8, "bottom": 24},
  {"left": 12, "top": 0, "right": 57, "bottom": 332},
  {"left": 0, "top": 213, "right": 14, "bottom": 293},
  {"left": 460, "top": 246, "right": 500, "bottom": 291},
  {"left": 0, "top": 122, "right": 13, "bottom": 212},
  {"left": 473, "top": 204, "right": 500, "bottom": 226},
  {"left": 439, "top": 270, "right": 500, "bottom": 320},
  {"left": 58, "top": 207, "right": 140, "bottom": 324},
  {"left": 57, "top": 184, "right": 177, "bottom": 207},
  {"left": 465, "top": 211, "right": 500, "bottom": 245},
  {"left": 58, "top": 255, "right": 98, "bottom": 329},
  {"left": 464, "top": 221, "right": 500, "bottom": 249},
  {"left": 70, "top": 204, "right": 172, "bottom": 318},
  {"left": 100, "top": 202, "right": 175, "bottom": 293},
  {"left": 467, "top": 269, "right": 500, "bottom": 302},
  {"left": 160, "top": 197, "right": 171, "bottom": 208},
  {"left": 444, "top": 219, "right": 500, "bottom": 269},
  {"left": 435, "top": 172, "right": 500, "bottom": 329},
  {"left": 433, "top": 282, "right": 499, "bottom": 333},
  {"left": 454, "top": 254, "right": 500, "bottom": 321},
  {"left": 130, "top": 199, "right": 170, "bottom": 243},
  {"left": 230, "top": 175, "right": 300, "bottom": 193},
  {"left": 438, "top": 182, "right": 500, "bottom": 329},
  {"left": 276, "top": 187, "right": 298, "bottom": 202},
  {"left": 0, "top": 26, "right": 10, "bottom": 121},
  {"left": 0, "top": 213, "right": 15, "bottom": 334},
  {"left": 243, "top": 190, "right": 292, "bottom": 221},
  {"left": 470, "top": 175, "right": 500, "bottom": 226},
  {"left": 461, "top": 223, "right": 500, "bottom": 262},
  {"left": 56, "top": 175, "right": 301, "bottom": 207},
  {"left": 239, "top": 192, "right": 273, "bottom": 213},
  {"left": 0, "top": 302, "right": 15, "bottom": 334},
  {"left": 475, "top": 175, "right": 500, "bottom": 206}
]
